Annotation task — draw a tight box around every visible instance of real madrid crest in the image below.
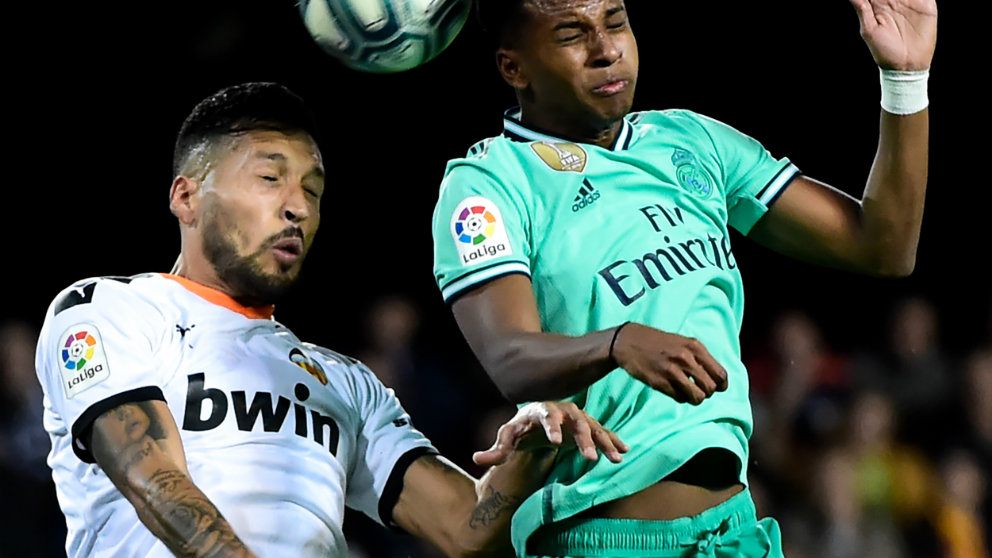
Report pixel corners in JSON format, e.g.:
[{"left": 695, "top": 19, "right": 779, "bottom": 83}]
[
  {"left": 531, "top": 141, "right": 587, "bottom": 173},
  {"left": 672, "top": 148, "right": 713, "bottom": 198}
]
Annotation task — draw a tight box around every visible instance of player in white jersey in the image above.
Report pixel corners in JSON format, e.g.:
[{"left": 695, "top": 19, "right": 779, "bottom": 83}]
[{"left": 35, "top": 82, "right": 628, "bottom": 558}]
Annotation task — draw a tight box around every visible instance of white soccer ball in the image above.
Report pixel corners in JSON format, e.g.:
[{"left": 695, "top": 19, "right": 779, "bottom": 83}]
[{"left": 298, "top": 0, "right": 472, "bottom": 73}]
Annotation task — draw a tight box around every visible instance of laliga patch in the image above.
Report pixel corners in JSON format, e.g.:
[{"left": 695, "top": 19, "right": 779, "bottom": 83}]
[
  {"left": 58, "top": 324, "right": 110, "bottom": 398},
  {"left": 451, "top": 196, "right": 512, "bottom": 266}
]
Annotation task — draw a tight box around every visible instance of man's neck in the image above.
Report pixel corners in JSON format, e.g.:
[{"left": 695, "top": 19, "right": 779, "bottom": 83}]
[{"left": 518, "top": 108, "right": 622, "bottom": 149}]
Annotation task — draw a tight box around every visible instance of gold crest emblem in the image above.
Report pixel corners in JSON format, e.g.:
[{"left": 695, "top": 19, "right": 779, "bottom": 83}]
[
  {"left": 531, "top": 141, "right": 587, "bottom": 172},
  {"left": 289, "top": 348, "right": 328, "bottom": 385}
]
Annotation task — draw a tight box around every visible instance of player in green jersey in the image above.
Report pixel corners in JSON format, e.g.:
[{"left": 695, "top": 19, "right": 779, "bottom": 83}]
[{"left": 430, "top": 1, "right": 937, "bottom": 557}]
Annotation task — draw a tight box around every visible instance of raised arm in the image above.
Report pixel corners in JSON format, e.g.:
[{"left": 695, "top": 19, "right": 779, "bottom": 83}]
[
  {"left": 391, "top": 401, "right": 627, "bottom": 558},
  {"left": 89, "top": 400, "right": 256, "bottom": 558},
  {"left": 748, "top": 0, "right": 937, "bottom": 276},
  {"left": 451, "top": 274, "right": 728, "bottom": 405}
]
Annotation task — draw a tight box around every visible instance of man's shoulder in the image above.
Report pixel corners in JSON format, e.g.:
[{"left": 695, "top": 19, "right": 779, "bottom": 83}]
[
  {"left": 446, "top": 133, "right": 518, "bottom": 169},
  {"left": 628, "top": 108, "right": 715, "bottom": 131},
  {"left": 300, "top": 342, "right": 396, "bottom": 404},
  {"left": 48, "top": 273, "right": 160, "bottom": 318},
  {"left": 302, "top": 342, "right": 362, "bottom": 370},
  {"left": 438, "top": 134, "right": 531, "bottom": 195}
]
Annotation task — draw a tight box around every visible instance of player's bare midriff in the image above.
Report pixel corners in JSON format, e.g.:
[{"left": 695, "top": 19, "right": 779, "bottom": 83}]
[{"left": 581, "top": 447, "right": 744, "bottom": 521}]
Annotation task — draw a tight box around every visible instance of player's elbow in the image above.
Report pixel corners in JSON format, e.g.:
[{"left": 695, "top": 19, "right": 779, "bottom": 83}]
[
  {"left": 844, "top": 234, "right": 919, "bottom": 278},
  {"left": 480, "top": 353, "right": 545, "bottom": 404},
  {"left": 864, "top": 247, "right": 918, "bottom": 278},
  {"left": 494, "top": 374, "right": 551, "bottom": 404},
  {"left": 498, "top": 381, "right": 534, "bottom": 405},
  {"left": 877, "top": 258, "right": 916, "bottom": 278}
]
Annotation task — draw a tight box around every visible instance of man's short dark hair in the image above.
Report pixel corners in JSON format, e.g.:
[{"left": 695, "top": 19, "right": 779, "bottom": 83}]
[
  {"left": 173, "top": 82, "right": 321, "bottom": 178},
  {"left": 474, "top": 0, "right": 528, "bottom": 47}
]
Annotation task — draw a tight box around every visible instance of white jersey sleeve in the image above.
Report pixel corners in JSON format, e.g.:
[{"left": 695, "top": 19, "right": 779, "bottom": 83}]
[
  {"left": 35, "top": 276, "right": 170, "bottom": 463},
  {"left": 308, "top": 347, "right": 437, "bottom": 529}
]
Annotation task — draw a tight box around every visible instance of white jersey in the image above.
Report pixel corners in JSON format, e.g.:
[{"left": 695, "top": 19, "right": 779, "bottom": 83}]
[{"left": 35, "top": 273, "right": 437, "bottom": 558}]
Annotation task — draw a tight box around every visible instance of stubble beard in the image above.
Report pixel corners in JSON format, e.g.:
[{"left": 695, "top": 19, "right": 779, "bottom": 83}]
[{"left": 201, "top": 207, "right": 299, "bottom": 307}]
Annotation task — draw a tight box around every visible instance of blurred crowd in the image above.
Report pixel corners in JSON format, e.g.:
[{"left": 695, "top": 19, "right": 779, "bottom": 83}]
[{"left": 2, "top": 292, "right": 990, "bottom": 558}]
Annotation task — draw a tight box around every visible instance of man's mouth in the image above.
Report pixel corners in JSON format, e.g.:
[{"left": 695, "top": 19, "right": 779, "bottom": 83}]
[
  {"left": 592, "top": 79, "right": 629, "bottom": 96},
  {"left": 271, "top": 237, "right": 303, "bottom": 265}
]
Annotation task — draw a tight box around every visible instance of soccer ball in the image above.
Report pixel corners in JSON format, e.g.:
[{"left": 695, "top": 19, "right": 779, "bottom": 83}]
[{"left": 298, "top": 0, "right": 472, "bottom": 73}]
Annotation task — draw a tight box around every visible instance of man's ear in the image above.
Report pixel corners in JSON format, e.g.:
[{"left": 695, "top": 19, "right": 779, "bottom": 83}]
[
  {"left": 169, "top": 176, "right": 201, "bottom": 225},
  {"left": 497, "top": 48, "right": 529, "bottom": 90}
]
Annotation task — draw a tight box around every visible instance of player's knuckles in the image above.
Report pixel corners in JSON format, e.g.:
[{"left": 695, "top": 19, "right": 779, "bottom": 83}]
[
  {"left": 558, "top": 401, "right": 580, "bottom": 415},
  {"left": 685, "top": 337, "right": 706, "bottom": 352},
  {"left": 593, "top": 428, "right": 614, "bottom": 447},
  {"left": 660, "top": 363, "right": 685, "bottom": 379},
  {"left": 694, "top": 375, "right": 717, "bottom": 393},
  {"left": 673, "top": 348, "right": 698, "bottom": 365}
]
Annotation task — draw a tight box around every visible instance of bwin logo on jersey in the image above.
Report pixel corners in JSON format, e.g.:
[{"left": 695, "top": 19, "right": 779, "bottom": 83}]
[
  {"left": 182, "top": 373, "right": 340, "bottom": 455},
  {"left": 532, "top": 141, "right": 587, "bottom": 173},
  {"left": 572, "top": 179, "right": 601, "bottom": 212}
]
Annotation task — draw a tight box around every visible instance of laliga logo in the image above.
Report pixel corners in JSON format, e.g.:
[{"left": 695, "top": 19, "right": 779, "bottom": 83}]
[
  {"left": 62, "top": 331, "right": 96, "bottom": 370},
  {"left": 455, "top": 205, "right": 496, "bottom": 245},
  {"left": 455, "top": 204, "right": 508, "bottom": 263},
  {"left": 61, "top": 330, "right": 104, "bottom": 390},
  {"left": 461, "top": 242, "right": 506, "bottom": 264}
]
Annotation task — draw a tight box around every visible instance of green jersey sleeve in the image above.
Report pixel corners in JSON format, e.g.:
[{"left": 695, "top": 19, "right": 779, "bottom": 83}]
[
  {"left": 432, "top": 150, "right": 533, "bottom": 303},
  {"left": 682, "top": 111, "right": 800, "bottom": 234}
]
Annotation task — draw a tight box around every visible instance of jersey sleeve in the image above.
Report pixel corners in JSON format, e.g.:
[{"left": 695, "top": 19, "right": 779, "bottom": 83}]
[
  {"left": 35, "top": 277, "right": 167, "bottom": 463},
  {"left": 341, "top": 360, "right": 437, "bottom": 529},
  {"left": 684, "top": 111, "right": 801, "bottom": 234},
  {"left": 432, "top": 156, "right": 533, "bottom": 304}
]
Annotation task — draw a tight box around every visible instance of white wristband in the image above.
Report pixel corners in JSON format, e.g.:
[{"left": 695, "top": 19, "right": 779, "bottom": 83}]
[{"left": 880, "top": 68, "right": 930, "bottom": 115}]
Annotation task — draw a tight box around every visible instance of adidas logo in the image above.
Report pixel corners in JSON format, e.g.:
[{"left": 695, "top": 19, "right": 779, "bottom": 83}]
[{"left": 572, "top": 179, "right": 601, "bottom": 212}]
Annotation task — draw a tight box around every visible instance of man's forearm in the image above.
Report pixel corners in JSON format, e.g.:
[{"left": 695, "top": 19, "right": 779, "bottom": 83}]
[
  {"left": 91, "top": 401, "right": 256, "bottom": 558},
  {"left": 129, "top": 468, "right": 255, "bottom": 558},
  {"left": 860, "top": 109, "right": 929, "bottom": 276},
  {"left": 460, "top": 448, "right": 559, "bottom": 557},
  {"left": 478, "top": 328, "right": 618, "bottom": 403},
  {"left": 393, "top": 450, "right": 557, "bottom": 558}
]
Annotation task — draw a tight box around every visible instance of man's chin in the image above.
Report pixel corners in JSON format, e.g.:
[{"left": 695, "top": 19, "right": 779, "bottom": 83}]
[
  {"left": 601, "top": 97, "right": 635, "bottom": 122},
  {"left": 221, "top": 267, "right": 299, "bottom": 306}
]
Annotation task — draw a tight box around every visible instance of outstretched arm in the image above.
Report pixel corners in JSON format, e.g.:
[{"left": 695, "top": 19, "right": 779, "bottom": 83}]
[
  {"left": 89, "top": 400, "right": 257, "bottom": 558},
  {"left": 749, "top": 0, "right": 937, "bottom": 276},
  {"left": 391, "top": 401, "right": 628, "bottom": 558},
  {"left": 452, "top": 274, "right": 728, "bottom": 405}
]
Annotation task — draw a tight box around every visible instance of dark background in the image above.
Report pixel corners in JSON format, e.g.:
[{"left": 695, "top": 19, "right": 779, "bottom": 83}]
[
  {"left": 4, "top": 2, "right": 987, "bottom": 557},
  {"left": 14, "top": 1, "right": 982, "bottom": 357}
]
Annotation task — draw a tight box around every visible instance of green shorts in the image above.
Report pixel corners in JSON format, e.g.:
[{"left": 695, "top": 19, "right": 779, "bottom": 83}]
[{"left": 522, "top": 488, "right": 783, "bottom": 558}]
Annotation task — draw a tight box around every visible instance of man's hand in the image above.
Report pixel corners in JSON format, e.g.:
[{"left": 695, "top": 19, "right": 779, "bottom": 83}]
[
  {"left": 850, "top": 0, "right": 937, "bottom": 70},
  {"left": 611, "top": 322, "right": 729, "bottom": 405},
  {"left": 473, "top": 401, "right": 628, "bottom": 466}
]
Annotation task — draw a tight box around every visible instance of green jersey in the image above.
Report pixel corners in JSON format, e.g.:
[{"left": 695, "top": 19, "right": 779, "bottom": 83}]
[{"left": 431, "top": 108, "right": 799, "bottom": 553}]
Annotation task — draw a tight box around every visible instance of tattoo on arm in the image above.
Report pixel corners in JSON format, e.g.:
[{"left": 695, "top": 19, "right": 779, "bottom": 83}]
[
  {"left": 143, "top": 470, "right": 251, "bottom": 558},
  {"left": 469, "top": 486, "right": 522, "bottom": 529},
  {"left": 99, "top": 401, "right": 169, "bottom": 476},
  {"left": 93, "top": 402, "right": 253, "bottom": 558}
]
